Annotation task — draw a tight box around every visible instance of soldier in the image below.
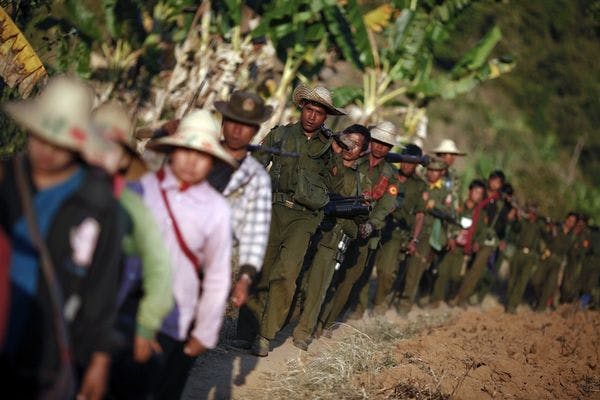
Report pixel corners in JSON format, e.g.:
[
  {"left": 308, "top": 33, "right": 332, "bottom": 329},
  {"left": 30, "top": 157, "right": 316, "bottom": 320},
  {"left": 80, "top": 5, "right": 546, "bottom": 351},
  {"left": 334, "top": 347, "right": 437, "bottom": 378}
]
[
  {"left": 579, "top": 224, "right": 600, "bottom": 308},
  {"left": 431, "top": 179, "right": 487, "bottom": 306},
  {"left": 561, "top": 214, "right": 591, "bottom": 303},
  {"left": 531, "top": 212, "right": 577, "bottom": 311},
  {"left": 211, "top": 91, "right": 273, "bottom": 309},
  {"left": 291, "top": 124, "right": 371, "bottom": 350},
  {"left": 504, "top": 203, "right": 545, "bottom": 313},
  {"left": 431, "top": 139, "right": 466, "bottom": 213},
  {"left": 367, "top": 144, "right": 427, "bottom": 315},
  {"left": 317, "top": 122, "right": 399, "bottom": 330},
  {"left": 238, "top": 84, "right": 344, "bottom": 357},
  {"left": 397, "top": 158, "right": 453, "bottom": 313}
]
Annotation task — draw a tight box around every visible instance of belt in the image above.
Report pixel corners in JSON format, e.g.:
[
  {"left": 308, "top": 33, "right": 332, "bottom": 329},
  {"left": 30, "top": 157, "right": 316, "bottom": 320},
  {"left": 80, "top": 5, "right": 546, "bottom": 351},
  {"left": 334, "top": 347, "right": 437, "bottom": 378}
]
[{"left": 273, "top": 192, "right": 309, "bottom": 212}]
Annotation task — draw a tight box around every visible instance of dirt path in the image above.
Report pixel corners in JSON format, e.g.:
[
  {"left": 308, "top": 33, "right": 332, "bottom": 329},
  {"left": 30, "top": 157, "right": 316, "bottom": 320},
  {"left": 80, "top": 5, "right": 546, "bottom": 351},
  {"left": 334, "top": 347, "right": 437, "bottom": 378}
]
[{"left": 182, "top": 300, "right": 600, "bottom": 400}]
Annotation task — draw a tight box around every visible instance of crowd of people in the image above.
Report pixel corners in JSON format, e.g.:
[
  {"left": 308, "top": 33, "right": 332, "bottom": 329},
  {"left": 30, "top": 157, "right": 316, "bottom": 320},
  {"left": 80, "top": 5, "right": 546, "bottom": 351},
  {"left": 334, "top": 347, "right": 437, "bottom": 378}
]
[{"left": 0, "top": 76, "right": 597, "bottom": 399}]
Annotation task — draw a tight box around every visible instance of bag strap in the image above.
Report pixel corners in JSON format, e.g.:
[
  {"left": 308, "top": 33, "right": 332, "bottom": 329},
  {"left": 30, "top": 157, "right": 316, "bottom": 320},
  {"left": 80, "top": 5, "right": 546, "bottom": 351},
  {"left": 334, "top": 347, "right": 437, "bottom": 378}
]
[
  {"left": 13, "top": 155, "right": 76, "bottom": 399},
  {"left": 156, "top": 169, "right": 202, "bottom": 273}
]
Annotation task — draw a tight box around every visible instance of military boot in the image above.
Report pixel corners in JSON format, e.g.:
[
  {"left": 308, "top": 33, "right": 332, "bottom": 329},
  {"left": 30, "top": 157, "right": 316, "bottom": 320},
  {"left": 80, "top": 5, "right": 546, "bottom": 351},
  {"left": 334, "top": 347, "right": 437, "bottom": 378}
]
[{"left": 251, "top": 336, "right": 270, "bottom": 357}]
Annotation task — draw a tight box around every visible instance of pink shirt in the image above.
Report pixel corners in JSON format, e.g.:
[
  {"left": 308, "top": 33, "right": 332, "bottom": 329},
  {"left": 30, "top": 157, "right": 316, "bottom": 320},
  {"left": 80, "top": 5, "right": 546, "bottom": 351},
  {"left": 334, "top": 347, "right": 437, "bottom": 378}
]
[{"left": 140, "top": 166, "right": 232, "bottom": 348}]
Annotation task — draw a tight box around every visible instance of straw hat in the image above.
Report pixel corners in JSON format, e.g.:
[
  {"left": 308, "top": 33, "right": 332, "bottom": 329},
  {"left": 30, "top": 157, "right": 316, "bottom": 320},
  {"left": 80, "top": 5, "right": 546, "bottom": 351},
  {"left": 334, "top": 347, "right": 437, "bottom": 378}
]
[
  {"left": 370, "top": 121, "right": 398, "bottom": 146},
  {"left": 292, "top": 84, "right": 346, "bottom": 116},
  {"left": 431, "top": 139, "right": 466, "bottom": 155},
  {"left": 3, "top": 75, "right": 95, "bottom": 152},
  {"left": 146, "top": 109, "right": 237, "bottom": 168},
  {"left": 93, "top": 100, "right": 138, "bottom": 154},
  {"left": 214, "top": 90, "right": 273, "bottom": 126}
]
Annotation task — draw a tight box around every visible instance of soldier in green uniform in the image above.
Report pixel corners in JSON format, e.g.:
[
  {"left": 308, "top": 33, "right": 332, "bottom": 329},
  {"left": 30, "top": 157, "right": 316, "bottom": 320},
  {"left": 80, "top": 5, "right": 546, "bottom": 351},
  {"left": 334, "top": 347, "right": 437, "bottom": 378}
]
[
  {"left": 531, "top": 212, "right": 577, "bottom": 311},
  {"left": 431, "top": 179, "right": 487, "bottom": 306},
  {"left": 237, "top": 84, "right": 345, "bottom": 356},
  {"left": 432, "top": 139, "right": 466, "bottom": 214},
  {"left": 561, "top": 214, "right": 591, "bottom": 303},
  {"left": 316, "top": 122, "right": 399, "bottom": 331},
  {"left": 505, "top": 203, "right": 545, "bottom": 313},
  {"left": 291, "top": 124, "right": 372, "bottom": 351},
  {"left": 396, "top": 158, "right": 454, "bottom": 314},
  {"left": 368, "top": 144, "right": 427, "bottom": 315},
  {"left": 579, "top": 224, "right": 599, "bottom": 308}
]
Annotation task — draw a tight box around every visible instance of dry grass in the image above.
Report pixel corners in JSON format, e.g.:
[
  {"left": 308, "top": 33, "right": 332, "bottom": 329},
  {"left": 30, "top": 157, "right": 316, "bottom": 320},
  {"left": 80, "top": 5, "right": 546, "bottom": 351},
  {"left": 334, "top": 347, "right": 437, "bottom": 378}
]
[{"left": 264, "top": 313, "right": 452, "bottom": 400}]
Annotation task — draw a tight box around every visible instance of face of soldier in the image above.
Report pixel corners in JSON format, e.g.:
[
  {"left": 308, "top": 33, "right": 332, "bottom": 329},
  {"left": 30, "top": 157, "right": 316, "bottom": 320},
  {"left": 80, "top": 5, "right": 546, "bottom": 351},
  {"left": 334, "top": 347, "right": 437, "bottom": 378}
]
[
  {"left": 300, "top": 102, "right": 327, "bottom": 134},
  {"left": 426, "top": 168, "right": 444, "bottom": 183},
  {"left": 222, "top": 118, "right": 259, "bottom": 151},
  {"left": 564, "top": 214, "right": 578, "bottom": 231},
  {"left": 341, "top": 132, "right": 365, "bottom": 162},
  {"left": 574, "top": 218, "right": 587, "bottom": 234},
  {"left": 488, "top": 177, "right": 503, "bottom": 192},
  {"left": 438, "top": 153, "right": 456, "bottom": 166},
  {"left": 370, "top": 140, "right": 392, "bottom": 160},
  {"left": 469, "top": 186, "right": 485, "bottom": 204},
  {"left": 170, "top": 147, "right": 214, "bottom": 185},
  {"left": 400, "top": 162, "right": 417, "bottom": 176},
  {"left": 27, "top": 134, "right": 77, "bottom": 174}
]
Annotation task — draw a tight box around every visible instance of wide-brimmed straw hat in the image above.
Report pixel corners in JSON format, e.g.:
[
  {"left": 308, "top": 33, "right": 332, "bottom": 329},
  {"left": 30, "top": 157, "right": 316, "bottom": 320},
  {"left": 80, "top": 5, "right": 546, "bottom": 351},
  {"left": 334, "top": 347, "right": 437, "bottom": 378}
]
[
  {"left": 3, "top": 75, "right": 95, "bottom": 152},
  {"left": 146, "top": 109, "right": 237, "bottom": 168},
  {"left": 93, "top": 101, "right": 138, "bottom": 154},
  {"left": 214, "top": 91, "right": 273, "bottom": 127},
  {"left": 292, "top": 84, "right": 346, "bottom": 116},
  {"left": 370, "top": 121, "right": 399, "bottom": 147},
  {"left": 431, "top": 139, "right": 466, "bottom": 155}
]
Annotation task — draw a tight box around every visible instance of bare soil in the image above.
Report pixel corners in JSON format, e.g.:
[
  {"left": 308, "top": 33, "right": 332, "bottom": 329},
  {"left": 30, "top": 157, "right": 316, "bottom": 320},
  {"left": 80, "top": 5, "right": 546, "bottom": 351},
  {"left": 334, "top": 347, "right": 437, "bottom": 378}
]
[{"left": 184, "top": 301, "right": 600, "bottom": 400}]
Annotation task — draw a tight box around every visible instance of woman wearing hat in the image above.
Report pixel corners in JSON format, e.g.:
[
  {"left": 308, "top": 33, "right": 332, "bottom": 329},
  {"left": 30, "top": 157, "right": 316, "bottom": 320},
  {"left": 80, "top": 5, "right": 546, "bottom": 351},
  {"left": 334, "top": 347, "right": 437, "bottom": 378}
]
[
  {"left": 136, "top": 109, "right": 235, "bottom": 399},
  {"left": 0, "top": 76, "right": 125, "bottom": 399}
]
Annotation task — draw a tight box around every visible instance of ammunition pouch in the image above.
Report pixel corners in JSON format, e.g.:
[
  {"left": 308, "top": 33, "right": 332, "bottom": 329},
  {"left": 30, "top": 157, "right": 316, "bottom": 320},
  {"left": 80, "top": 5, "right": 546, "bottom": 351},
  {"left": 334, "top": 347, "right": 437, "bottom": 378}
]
[{"left": 293, "top": 168, "right": 329, "bottom": 210}]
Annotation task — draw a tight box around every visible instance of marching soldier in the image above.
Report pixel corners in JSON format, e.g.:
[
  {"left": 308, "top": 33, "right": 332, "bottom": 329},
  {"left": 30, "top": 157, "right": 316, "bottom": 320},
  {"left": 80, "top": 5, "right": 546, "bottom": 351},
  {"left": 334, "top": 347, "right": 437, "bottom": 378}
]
[
  {"left": 368, "top": 144, "right": 427, "bottom": 315},
  {"left": 317, "top": 122, "right": 399, "bottom": 331},
  {"left": 292, "top": 124, "right": 371, "bottom": 351},
  {"left": 561, "top": 214, "right": 591, "bottom": 303},
  {"left": 431, "top": 139, "right": 466, "bottom": 213},
  {"left": 504, "top": 202, "right": 545, "bottom": 313},
  {"left": 238, "top": 84, "right": 344, "bottom": 357},
  {"left": 431, "top": 179, "right": 487, "bottom": 306},
  {"left": 397, "top": 158, "right": 453, "bottom": 313}
]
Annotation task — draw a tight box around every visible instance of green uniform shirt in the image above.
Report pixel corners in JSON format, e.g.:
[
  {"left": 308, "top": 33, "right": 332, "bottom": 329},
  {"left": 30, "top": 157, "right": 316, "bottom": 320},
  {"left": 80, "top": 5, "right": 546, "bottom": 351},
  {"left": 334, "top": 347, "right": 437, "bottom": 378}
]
[
  {"left": 512, "top": 218, "right": 544, "bottom": 252},
  {"left": 256, "top": 122, "right": 332, "bottom": 195},
  {"left": 542, "top": 225, "right": 573, "bottom": 257},
  {"left": 392, "top": 173, "right": 427, "bottom": 231},
  {"left": 356, "top": 157, "right": 398, "bottom": 229}
]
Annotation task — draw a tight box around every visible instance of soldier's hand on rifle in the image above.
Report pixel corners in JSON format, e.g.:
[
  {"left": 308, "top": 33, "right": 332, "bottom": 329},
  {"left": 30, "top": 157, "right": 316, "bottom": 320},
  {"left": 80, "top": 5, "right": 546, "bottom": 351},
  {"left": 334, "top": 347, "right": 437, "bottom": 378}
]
[
  {"left": 231, "top": 274, "right": 252, "bottom": 308},
  {"left": 407, "top": 237, "right": 418, "bottom": 255},
  {"left": 358, "top": 222, "right": 374, "bottom": 239}
]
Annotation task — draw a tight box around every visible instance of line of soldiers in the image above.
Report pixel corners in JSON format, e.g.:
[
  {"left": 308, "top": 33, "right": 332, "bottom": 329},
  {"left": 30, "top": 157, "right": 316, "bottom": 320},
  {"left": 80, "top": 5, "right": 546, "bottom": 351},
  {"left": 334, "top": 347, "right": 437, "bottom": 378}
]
[{"left": 0, "top": 77, "right": 597, "bottom": 399}]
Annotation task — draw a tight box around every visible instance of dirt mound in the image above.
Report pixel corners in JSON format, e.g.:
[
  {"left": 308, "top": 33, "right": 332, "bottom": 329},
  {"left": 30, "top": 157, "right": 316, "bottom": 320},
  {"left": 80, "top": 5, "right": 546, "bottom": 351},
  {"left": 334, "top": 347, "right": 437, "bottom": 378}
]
[{"left": 374, "top": 305, "right": 600, "bottom": 399}]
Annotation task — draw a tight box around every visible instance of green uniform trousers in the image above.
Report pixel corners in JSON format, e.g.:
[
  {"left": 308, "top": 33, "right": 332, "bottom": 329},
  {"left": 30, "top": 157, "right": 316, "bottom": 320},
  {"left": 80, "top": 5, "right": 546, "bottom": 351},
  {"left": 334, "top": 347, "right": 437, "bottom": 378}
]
[
  {"left": 398, "top": 239, "right": 432, "bottom": 309},
  {"left": 453, "top": 245, "right": 495, "bottom": 304},
  {"left": 580, "top": 255, "right": 600, "bottom": 306},
  {"left": 318, "top": 239, "right": 371, "bottom": 330},
  {"left": 243, "top": 204, "right": 321, "bottom": 340},
  {"left": 506, "top": 250, "right": 538, "bottom": 312},
  {"left": 293, "top": 219, "right": 356, "bottom": 341},
  {"left": 561, "top": 259, "right": 582, "bottom": 303},
  {"left": 531, "top": 255, "right": 561, "bottom": 311},
  {"left": 431, "top": 249, "right": 466, "bottom": 303},
  {"left": 360, "top": 229, "right": 408, "bottom": 312}
]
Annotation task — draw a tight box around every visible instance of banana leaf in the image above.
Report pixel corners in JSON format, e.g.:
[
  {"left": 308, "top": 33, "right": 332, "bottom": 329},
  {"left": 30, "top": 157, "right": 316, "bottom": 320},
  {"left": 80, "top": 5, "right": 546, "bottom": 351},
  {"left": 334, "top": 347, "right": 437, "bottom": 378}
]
[
  {"left": 331, "top": 86, "right": 364, "bottom": 107},
  {"left": 0, "top": 6, "right": 46, "bottom": 97},
  {"left": 451, "top": 25, "right": 502, "bottom": 77}
]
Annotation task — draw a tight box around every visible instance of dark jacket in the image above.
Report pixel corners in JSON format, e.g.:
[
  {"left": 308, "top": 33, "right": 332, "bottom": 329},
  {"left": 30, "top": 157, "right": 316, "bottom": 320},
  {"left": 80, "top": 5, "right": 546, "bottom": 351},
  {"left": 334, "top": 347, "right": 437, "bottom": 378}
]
[{"left": 0, "top": 159, "right": 125, "bottom": 391}]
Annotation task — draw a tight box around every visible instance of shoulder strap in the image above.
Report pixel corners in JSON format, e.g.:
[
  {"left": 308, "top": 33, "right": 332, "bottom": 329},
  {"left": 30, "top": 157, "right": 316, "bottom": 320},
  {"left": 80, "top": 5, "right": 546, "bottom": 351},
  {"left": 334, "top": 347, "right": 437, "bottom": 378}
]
[
  {"left": 271, "top": 126, "right": 295, "bottom": 192},
  {"left": 156, "top": 170, "right": 202, "bottom": 273}
]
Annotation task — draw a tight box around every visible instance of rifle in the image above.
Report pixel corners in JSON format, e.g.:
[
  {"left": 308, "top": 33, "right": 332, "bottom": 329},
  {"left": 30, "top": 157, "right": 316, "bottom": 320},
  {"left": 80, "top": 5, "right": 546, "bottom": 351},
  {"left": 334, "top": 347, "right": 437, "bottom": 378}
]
[
  {"left": 324, "top": 195, "right": 372, "bottom": 218},
  {"left": 246, "top": 144, "right": 300, "bottom": 157},
  {"left": 427, "top": 207, "right": 466, "bottom": 228},
  {"left": 385, "top": 153, "right": 431, "bottom": 166},
  {"left": 321, "top": 124, "right": 351, "bottom": 151}
]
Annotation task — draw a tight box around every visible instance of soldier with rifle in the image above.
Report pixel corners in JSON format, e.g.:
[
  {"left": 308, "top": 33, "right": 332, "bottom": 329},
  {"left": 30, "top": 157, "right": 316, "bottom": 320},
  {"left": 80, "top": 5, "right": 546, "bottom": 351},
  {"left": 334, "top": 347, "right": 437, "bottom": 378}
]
[
  {"left": 316, "top": 122, "right": 399, "bottom": 331},
  {"left": 366, "top": 143, "right": 428, "bottom": 315},
  {"left": 431, "top": 139, "right": 466, "bottom": 214},
  {"left": 291, "top": 124, "right": 371, "bottom": 351},
  {"left": 431, "top": 179, "right": 487, "bottom": 306},
  {"left": 236, "top": 84, "right": 344, "bottom": 357}
]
